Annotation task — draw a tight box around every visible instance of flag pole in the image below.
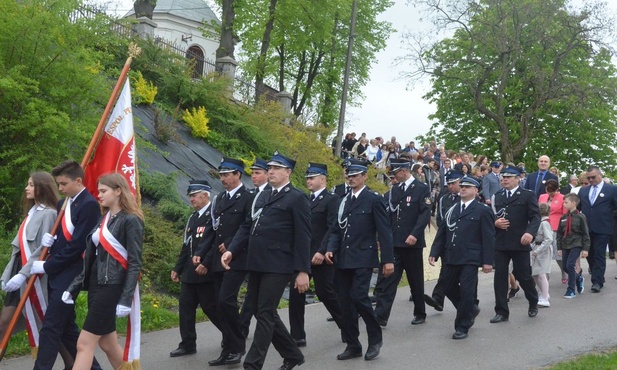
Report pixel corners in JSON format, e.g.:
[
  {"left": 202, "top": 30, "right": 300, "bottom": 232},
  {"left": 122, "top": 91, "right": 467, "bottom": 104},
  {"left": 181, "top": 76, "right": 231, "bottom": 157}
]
[{"left": 0, "top": 43, "right": 142, "bottom": 362}]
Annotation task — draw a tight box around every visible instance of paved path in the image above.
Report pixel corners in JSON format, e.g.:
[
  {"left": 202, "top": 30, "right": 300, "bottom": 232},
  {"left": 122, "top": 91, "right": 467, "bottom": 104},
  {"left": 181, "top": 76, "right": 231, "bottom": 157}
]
[{"left": 4, "top": 259, "right": 617, "bottom": 370}]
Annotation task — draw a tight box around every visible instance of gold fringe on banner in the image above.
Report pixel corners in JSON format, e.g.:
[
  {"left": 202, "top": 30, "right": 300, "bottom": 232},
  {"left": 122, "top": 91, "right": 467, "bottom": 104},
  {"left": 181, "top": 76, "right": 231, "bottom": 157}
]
[
  {"left": 31, "top": 346, "right": 38, "bottom": 359},
  {"left": 131, "top": 359, "right": 142, "bottom": 370},
  {"left": 116, "top": 361, "right": 133, "bottom": 370}
]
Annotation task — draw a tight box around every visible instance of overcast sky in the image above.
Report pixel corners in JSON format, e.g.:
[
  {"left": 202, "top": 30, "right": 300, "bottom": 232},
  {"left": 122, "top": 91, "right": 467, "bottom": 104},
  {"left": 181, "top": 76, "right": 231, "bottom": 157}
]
[{"left": 98, "top": 0, "right": 616, "bottom": 145}]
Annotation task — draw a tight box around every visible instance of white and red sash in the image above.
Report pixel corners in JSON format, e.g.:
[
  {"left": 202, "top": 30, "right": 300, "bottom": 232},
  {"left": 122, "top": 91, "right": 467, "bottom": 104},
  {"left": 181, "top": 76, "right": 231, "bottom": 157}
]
[
  {"left": 18, "top": 206, "right": 48, "bottom": 351},
  {"left": 61, "top": 198, "right": 74, "bottom": 242},
  {"left": 98, "top": 212, "right": 140, "bottom": 362}
]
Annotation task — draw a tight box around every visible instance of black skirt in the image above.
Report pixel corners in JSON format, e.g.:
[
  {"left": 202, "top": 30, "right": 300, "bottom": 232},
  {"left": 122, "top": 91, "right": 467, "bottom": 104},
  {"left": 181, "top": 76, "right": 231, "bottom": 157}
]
[
  {"left": 82, "top": 261, "right": 124, "bottom": 335},
  {"left": 4, "top": 254, "right": 22, "bottom": 307}
]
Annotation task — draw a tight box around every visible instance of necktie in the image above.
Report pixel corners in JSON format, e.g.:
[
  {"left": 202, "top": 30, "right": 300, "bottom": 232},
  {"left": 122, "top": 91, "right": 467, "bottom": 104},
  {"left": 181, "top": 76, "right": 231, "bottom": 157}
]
[
  {"left": 507, "top": 190, "right": 512, "bottom": 199},
  {"left": 272, "top": 190, "right": 279, "bottom": 197},
  {"left": 310, "top": 193, "right": 315, "bottom": 201},
  {"left": 345, "top": 185, "right": 350, "bottom": 195},
  {"left": 535, "top": 172, "right": 545, "bottom": 193},
  {"left": 256, "top": 187, "right": 261, "bottom": 193},
  {"left": 400, "top": 183, "right": 406, "bottom": 192},
  {"left": 227, "top": 192, "right": 232, "bottom": 200},
  {"left": 461, "top": 203, "right": 466, "bottom": 212},
  {"left": 590, "top": 186, "right": 598, "bottom": 204}
]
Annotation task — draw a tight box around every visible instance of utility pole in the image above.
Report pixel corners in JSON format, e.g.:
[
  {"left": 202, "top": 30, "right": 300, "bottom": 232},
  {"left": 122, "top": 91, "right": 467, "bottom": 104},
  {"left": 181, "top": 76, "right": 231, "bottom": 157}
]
[{"left": 334, "top": 0, "right": 357, "bottom": 159}]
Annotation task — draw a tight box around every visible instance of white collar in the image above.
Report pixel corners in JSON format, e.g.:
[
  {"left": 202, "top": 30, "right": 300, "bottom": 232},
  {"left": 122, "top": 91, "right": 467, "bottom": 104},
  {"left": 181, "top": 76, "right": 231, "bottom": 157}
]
[
  {"left": 272, "top": 182, "right": 290, "bottom": 193},
  {"left": 197, "top": 202, "right": 210, "bottom": 217},
  {"left": 312, "top": 188, "right": 326, "bottom": 198},
  {"left": 351, "top": 186, "right": 366, "bottom": 198},
  {"left": 70, "top": 187, "right": 86, "bottom": 202},
  {"left": 226, "top": 183, "right": 243, "bottom": 198}
]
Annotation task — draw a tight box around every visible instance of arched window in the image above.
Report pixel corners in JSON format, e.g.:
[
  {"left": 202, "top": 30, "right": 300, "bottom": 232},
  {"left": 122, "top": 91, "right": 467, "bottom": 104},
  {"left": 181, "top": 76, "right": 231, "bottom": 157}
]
[{"left": 186, "top": 45, "right": 205, "bottom": 78}]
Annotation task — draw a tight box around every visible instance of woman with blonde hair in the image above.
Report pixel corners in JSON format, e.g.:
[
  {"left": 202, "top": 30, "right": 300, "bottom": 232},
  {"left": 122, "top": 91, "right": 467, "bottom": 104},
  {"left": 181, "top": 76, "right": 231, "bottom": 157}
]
[{"left": 66, "top": 173, "right": 143, "bottom": 370}]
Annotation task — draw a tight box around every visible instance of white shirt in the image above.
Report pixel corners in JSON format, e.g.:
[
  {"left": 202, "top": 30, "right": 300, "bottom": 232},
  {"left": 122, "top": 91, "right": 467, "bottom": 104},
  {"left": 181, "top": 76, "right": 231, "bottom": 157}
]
[
  {"left": 312, "top": 188, "right": 326, "bottom": 199},
  {"left": 351, "top": 186, "right": 366, "bottom": 199},
  {"left": 197, "top": 202, "right": 210, "bottom": 218},
  {"left": 461, "top": 199, "right": 473, "bottom": 212},
  {"left": 226, "top": 183, "right": 243, "bottom": 199}
]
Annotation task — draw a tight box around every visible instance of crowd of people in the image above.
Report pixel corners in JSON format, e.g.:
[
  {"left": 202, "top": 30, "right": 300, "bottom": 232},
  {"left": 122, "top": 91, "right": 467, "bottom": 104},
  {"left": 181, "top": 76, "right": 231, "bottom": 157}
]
[{"left": 4, "top": 138, "right": 617, "bottom": 370}]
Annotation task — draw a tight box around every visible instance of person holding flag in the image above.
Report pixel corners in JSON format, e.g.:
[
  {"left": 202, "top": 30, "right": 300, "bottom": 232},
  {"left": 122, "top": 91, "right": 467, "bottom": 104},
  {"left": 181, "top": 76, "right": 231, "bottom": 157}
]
[
  {"left": 0, "top": 172, "right": 73, "bottom": 368},
  {"left": 65, "top": 173, "right": 143, "bottom": 370},
  {"left": 28, "top": 161, "right": 103, "bottom": 370}
]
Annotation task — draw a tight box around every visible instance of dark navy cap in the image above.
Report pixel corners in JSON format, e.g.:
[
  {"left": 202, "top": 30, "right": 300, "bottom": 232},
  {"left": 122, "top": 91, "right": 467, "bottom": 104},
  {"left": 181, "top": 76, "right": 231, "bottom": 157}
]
[
  {"left": 218, "top": 157, "right": 245, "bottom": 174},
  {"left": 390, "top": 159, "right": 411, "bottom": 173},
  {"left": 459, "top": 176, "right": 480, "bottom": 188},
  {"left": 446, "top": 170, "right": 464, "bottom": 184},
  {"left": 491, "top": 161, "right": 501, "bottom": 168},
  {"left": 250, "top": 158, "right": 268, "bottom": 171},
  {"left": 267, "top": 151, "right": 296, "bottom": 169},
  {"left": 520, "top": 167, "right": 527, "bottom": 173},
  {"left": 345, "top": 159, "right": 368, "bottom": 176},
  {"left": 305, "top": 162, "right": 328, "bottom": 178},
  {"left": 187, "top": 180, "right": 212, "bottom": 195},
  {"left": 501, "top": 165, "right": 521, "bottom": 177},
  {"left": 341, "top": 159, "right": 351, "bottom": 168}
]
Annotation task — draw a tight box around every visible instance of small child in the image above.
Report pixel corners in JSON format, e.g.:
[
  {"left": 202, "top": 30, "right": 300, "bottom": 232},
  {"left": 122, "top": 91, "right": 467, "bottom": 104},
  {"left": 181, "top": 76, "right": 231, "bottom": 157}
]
[
  {"left": 557, "top": 193, "right": 590, "bottom": 298},
  {"left": 532, "top": 203, "right": 553, "bottom": 306}
]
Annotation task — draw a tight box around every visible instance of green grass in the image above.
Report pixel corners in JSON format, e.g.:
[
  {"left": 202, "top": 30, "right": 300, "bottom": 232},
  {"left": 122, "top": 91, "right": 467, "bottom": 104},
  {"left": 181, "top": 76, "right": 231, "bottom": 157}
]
[{"left": 547, "top": 350, "right": 617, "bottom": 369}]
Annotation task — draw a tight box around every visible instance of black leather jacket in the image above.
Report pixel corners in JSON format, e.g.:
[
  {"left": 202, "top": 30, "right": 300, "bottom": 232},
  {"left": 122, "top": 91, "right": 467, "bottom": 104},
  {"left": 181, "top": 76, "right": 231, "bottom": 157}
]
[{"left": 67, "top": 211, "right": 144, "bottom": 307}]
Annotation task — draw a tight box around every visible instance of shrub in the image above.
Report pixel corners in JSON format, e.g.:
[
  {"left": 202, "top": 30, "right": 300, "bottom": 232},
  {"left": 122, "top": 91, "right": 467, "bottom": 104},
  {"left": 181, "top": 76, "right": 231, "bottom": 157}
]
[
  {"left": 183, "top": 106, "right": 210, "bottom": 139},
  {"left": 132, "top": 70, "right": 158, "bottom": 105}
]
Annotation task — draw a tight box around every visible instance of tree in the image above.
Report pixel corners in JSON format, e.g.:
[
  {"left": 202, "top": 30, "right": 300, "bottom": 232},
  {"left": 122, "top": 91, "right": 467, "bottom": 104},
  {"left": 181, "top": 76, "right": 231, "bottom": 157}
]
[
  {"left": 402, "top": 0, "right": 617, "bottom": 173},
  {"left": 232, "top": 0, "right": 393, "bottom": 129}
]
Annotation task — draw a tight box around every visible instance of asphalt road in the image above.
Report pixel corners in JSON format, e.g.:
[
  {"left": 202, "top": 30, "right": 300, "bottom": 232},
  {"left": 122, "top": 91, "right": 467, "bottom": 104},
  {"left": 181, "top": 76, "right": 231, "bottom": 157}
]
[{"left": 3, "top": 259, "right": 617, "bottom": 370}]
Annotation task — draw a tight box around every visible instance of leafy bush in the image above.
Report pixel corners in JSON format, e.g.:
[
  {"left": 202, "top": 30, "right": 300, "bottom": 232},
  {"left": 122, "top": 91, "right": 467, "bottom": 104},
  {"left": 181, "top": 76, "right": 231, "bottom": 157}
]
[
  {"left": 132, "top": 70, "right": 158, "bottom": 105},
  {"left": 183, "top": 106, "right": 210, "bottom": 139}
]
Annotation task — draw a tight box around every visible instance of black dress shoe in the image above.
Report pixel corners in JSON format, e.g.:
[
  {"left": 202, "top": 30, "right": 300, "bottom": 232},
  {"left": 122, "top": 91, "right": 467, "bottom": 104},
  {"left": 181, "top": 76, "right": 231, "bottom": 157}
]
[
  {"left": 223, "top": 353, "right": 243, "bottom": 365},
  {"left": 411, "top": 316, "right": 426, "bottom": 325},
  {"left": 591, "top": 283, "right": 602, "bottom": 293},
  {"left": 337, "top": 347, "right": 362, "bottom": 360},
  {"left": 424, "top": 294, "right": 444, "bottom": 312},
  {"left": 364, "top": 342, "right": 382, "bottom": 361},
  {"left": 375, "top": 316, "right": 387, "bottom": 327},
  {"left": 170, "top": 348, "right": 196, "bottom": 357},
  {"left": 528, "top": 308, "right": 538, "bottom": 318},
  {"left": 469, "top": 305, "right": 481, "bottom": 328},
  {"left": 489, "top": 314, "right": 508, "bottom": 323},
  {"left": 276, "top": 358, "right": 305, "bottom": 370},
  {"left": 294, "top": 338, "right": 307, "bottom": 347},
  {"left": 452, "top": 330, "right": 468, "bottom": 340}
]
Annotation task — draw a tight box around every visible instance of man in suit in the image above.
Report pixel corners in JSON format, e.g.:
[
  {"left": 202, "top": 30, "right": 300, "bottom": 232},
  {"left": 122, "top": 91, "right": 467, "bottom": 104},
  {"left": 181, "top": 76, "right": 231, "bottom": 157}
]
[
  {"left": 374, "top": 158, "right": 431, "bottom": 326},
  {"left": 288, "top": 162, "right": 343, "bottom": 347},
  {"left": 482, "top": 161, "right": 502, "bottom": 205},
  {"left": 439, "top": 156, "right": 451, "bottom": 192},
  {"left": 522, "top": 155, "right": 559, "bottom": 198},
  {"left": 196, "top": 158, "right": 254, "bottom": 366},
  {"left": 425, "top": 170, "right": 463, "bottom": 312},
  {"left": 454, "top": 153, "right": 471, "bottom": 172},
  {"left": 560, "top": 174, "right": 579, "bottom": 195},
  {"left": 222, "top": 151, "right": 310, "bottom": 370},
  {"left": 31, "top": 160, "right": 103, "bottom": 370},
  {"left": 325, "top": 159, "right": 394, "bottom": 362},
  {"left": 429, "top": 176, "right": 495, "bottom": 339},
  {"left": 332, "top": 159, "right": 351, "bottom": 197},
  {"left": 170, "top": 180, "right": 223, "bottom": 357},
  {"left": 490, "top": 166, "right": 541, "bottom": 323},
  {"left": 578, "top": 166, "right": 617, "bottom": 292}
]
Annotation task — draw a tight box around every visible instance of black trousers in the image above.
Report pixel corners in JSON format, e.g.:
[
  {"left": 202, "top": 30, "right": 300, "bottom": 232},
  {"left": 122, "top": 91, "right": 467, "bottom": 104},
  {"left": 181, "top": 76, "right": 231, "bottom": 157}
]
[
  {"left": 215, "top": 270, "right": 247, "bottom": 355},
  {"left": 178, "top": 281, "right": 222, "bottom": 351},
  {"left": 243, "top": 272, "right": 303, "bottom": 370},
  {"left": 587, "top": 232, "right": 610, "bottom": 287},
  {"left": 34, "top": 285, "right": 103, "bottom": 370},
  {"left": 240, "top": 273, "right": 253, "bottom": 338},
  {"left": 288, "top": 263, "right": 342, "bottom": 341},
  {"left": 494, "top": 250, "right": 538, "bottom": 317},
  {"left": 374, "top": 248, "right": 425, "bottom": 321},
  {"left": 431, "top": 261, "right": 448, "bottom": 306},
  {"left": 337, "top": 268, "right": 382, "bottom": 350},
  {"left": 442, "top": 264, "right": 478, "bottom": 333}
]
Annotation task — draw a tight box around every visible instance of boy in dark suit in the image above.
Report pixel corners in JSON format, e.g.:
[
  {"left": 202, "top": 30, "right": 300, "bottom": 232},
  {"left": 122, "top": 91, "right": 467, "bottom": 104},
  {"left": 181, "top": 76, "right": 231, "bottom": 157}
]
[{"left": 32, "top": 160, "right": 102, "bottom": 370}]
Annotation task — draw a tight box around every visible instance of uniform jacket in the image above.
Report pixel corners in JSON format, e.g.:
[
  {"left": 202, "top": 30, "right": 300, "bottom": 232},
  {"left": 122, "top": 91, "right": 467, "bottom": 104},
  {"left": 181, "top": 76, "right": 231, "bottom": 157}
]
[
  {"left": 309, "top": 190, "right": 338, "bottom": 256},
  {"left": 228, "top": 184, "right": 311, "bottom": 274},
  {"left": 44, "top": 190, "right": 100, "bottom": 290},
  {"left": 327, "top": 188, "right": 394, "bottom": 269},
  {"left": 174, "top": 205, "right": 216, "bottom": 283},
  {"left": 67, "top": 211, "right": 144, "bottom": 307},
  {"left": 200, "top": 186, "right": 253, "bottom": 273},
  {"left": 492, "top": 187, "right": 541, "bottom": 251},
  {"left": 388, "top": 179, "right": 431, "bottom": 248},
  {"left": 578, "top": 183, "right": 617, "bottom": 235},
  {"left": 436, "top": 191, "right": 460, "bottom": 228},
  {"left": 522, "top": 171, "right": 559, "bottom": 197},
  {"left": 556, "top": 212, "right": 591, "bottom": 251},
  {"left": 430, "top": 200, "right": 495, "bottom": 266},
  {"left": 482, "top": 172, "right": 501, "bottom": 200},
  {"left": 332, "top": 183, "right": 350, "bottom": 198}
]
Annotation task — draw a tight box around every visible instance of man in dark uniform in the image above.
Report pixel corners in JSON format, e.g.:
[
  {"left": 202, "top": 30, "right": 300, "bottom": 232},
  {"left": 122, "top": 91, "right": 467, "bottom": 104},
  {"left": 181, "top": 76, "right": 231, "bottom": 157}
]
[
  {"left": 425, "top": 170, "right": 463, "bottom": 312},
  {"left": 374, "top": 158, "right": 431, "bottom": 327},
  {"left": 490, "top": 166, "right": 541, "bottom": 323},
  {"left": 196, "top": 158, "right": 254, "bottom": 366},
  {"left": 288, "top": 162, "right": 343, "bottom": 347},
  {"left": 429, "top": 176, "right": 495, "bottom": 339},
  {"left": 331, "top": 159, "right": 351, "bottom": 197},
  {"left": 325, "top": 159, "right": 394, "bottom": 362},
  {"left": 222, "top": 151, "right": 310, "bottom": 370},
  {"left": 170, "top": 180, "right": 223, "bottom": 357}
]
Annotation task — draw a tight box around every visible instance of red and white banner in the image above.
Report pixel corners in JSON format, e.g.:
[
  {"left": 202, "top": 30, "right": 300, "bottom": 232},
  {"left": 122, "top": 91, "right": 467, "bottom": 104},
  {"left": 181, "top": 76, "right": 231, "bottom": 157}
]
[{"left": 84, "top": 80, "right": 137, "bottom": 197}]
